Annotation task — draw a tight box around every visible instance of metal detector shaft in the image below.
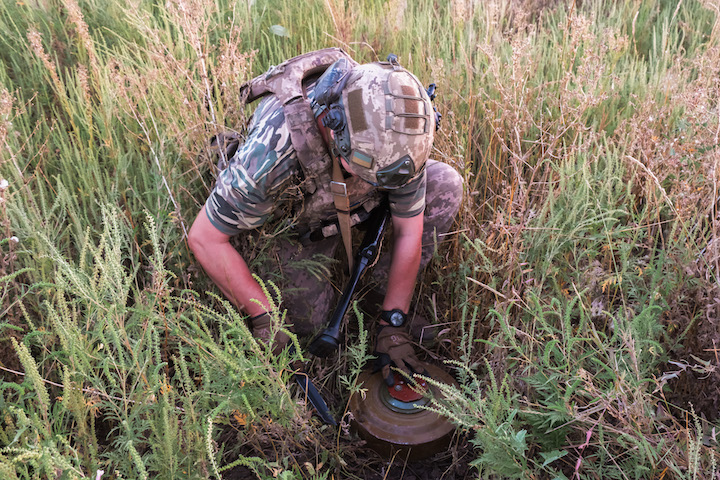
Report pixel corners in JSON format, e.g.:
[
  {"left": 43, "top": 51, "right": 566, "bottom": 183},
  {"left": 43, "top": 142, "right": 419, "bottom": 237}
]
[
  {"left": 308, "top": 205, "right": 390, "bottom": 357},
  {"left": 292, "top": 370, "right": 337, "bottom": 425},
  {"left": 285, "top": 346, "right": 337, "bottom": 425}
]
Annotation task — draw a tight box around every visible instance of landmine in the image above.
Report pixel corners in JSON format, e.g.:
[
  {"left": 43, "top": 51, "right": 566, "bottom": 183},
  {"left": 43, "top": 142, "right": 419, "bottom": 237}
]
[{"left": 349, "top": 363, "right": 458, "bottom": 460}]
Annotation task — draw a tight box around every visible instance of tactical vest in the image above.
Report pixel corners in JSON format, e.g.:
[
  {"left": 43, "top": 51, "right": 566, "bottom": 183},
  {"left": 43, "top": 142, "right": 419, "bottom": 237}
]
[{"left": 238, "top": 48, "right": 383, "bottom": 238}]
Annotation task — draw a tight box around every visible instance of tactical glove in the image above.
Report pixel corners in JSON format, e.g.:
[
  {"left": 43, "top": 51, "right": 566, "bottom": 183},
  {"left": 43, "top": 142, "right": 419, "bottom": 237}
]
[
  {"left": 374, "top": 325, "right": 428, "bottom": 386},
  {"left": 250, "top": 312, "right": 290, "bottom": 355}
]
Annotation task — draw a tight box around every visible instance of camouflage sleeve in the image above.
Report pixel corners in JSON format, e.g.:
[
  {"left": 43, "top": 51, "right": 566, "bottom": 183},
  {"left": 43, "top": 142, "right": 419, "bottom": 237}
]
[
  {"left": 387, "top": 169, "right": 426, "bottom": 218},
  {"left": 204, "top": 98, "right": 299, "bottom": 236},
  {"left": 204, "top": 167, "right": 276, "bottom": 235}
]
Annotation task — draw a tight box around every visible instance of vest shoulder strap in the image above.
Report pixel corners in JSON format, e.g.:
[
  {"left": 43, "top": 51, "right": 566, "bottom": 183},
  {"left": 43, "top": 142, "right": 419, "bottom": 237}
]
[
  {"left": 240, "top": 48, "right": 356, "bottom": 105},
  {"left": 239, "top": 48, "right": 358, "bottom": 194}
]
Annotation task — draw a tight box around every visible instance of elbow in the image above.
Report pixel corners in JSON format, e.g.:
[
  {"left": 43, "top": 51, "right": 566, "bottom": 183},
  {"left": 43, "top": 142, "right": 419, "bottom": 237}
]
[
  {"left": 188, "top": 208, "right": 231, "bottom": 261},
  {"left": 188, "top": 228, "right": 202, "bottom": 257},
  {"left": 188, "top": 219, "right": 211, "bottom": 259}
]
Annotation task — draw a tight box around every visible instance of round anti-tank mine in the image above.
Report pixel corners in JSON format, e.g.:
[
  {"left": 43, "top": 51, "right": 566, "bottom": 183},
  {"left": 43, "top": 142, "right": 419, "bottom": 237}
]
[{"left": 348, "top": 363, "right": 458, "bottom": 461}]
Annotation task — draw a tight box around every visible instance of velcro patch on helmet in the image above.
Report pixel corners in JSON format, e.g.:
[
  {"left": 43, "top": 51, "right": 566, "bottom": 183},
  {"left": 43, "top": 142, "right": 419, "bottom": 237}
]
[{"left": 347, "top": 89, "right": 368, "bottom": 133}]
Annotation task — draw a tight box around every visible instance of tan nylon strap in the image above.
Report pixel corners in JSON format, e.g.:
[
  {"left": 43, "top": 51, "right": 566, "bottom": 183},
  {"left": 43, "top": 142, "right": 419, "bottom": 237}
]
[{"left": 330, "top": 148, "right": 354, "bottom": 271}]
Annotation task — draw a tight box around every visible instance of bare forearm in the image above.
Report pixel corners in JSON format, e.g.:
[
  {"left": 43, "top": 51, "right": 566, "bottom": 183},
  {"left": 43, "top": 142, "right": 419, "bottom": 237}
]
[
  {"left": 188, "top": 207, "right": 271, "bottom": 316},
  {"left": 382, "top": 214, "right": 423, "bottom": 313},
  {"left": 194, "top": 242, "right": 271, "bottom": 315}
]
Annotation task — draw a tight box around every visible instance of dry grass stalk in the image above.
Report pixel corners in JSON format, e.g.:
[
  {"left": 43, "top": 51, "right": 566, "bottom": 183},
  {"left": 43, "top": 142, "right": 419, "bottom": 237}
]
[
  {"left": 26, "top": 29, "right": 63, "bottom": 95},
  {"left": 0, "top": 89, "right": 14, "bottom": 271},
  {"left": 387, "top": 0, "right": 407, "bottom": 32},
  {"left": 451, "top": 0, "right": 474, "bottom": 24},
  {"left": 324, "top": 0, "right": 352, "bottom": 46},
  {"left": 0, "top": 89, "right": 12, "bottom": 154},
  {"left": 76, "top": 64, "right": 91, "bottom": 116},
  {"left": 61, "top": 0, "right": 98, "bottom": 75},
  {"left": 214, "top": 26, "right": 254, "bottom": 126}
]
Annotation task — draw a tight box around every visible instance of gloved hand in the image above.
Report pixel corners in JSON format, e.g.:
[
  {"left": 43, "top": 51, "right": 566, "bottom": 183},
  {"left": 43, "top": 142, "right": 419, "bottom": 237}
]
[
  {"left": 249, "top": 312, "right": 291, "bottom": 355},
  {"left": 373, "top": 325, "right": 428, "bottom": 386}
]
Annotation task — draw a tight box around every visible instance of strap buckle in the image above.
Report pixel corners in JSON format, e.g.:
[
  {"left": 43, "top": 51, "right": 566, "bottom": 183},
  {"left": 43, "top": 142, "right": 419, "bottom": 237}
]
[{"left": 330, "top": 181, "right": 348, "bottom": 198}]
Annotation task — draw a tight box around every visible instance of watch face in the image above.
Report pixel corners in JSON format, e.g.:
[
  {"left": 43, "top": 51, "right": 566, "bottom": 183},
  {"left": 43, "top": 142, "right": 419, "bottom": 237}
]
[{"left": 389, "top": 311, "right": 405, "bottom": 327}]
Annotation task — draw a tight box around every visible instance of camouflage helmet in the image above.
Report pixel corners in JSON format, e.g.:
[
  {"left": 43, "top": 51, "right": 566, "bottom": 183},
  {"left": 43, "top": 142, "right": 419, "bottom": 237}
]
[{"left": 313, "top": 55, "right": 435, "bottom": 189}]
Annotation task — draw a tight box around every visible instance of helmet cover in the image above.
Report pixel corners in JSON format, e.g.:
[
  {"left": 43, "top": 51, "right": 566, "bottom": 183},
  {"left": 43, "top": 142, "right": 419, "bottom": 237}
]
[{"left": 314, "top": 58, "right": 435, "bottom": 189}]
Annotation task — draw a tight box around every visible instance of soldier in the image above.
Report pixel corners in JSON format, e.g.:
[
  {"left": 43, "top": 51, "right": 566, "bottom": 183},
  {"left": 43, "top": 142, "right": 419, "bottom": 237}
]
[{"left": 188, "top": 50, "right": 462, "bottom": 385}]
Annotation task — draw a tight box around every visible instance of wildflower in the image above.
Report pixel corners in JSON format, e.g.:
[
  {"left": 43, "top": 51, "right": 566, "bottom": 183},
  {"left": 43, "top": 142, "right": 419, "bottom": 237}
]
[
  {"left": 0, "top": 178, "right": 8, "bottom": 190},
  {"left": 10, "top": 236, "right": 19, "bottom": 244}
]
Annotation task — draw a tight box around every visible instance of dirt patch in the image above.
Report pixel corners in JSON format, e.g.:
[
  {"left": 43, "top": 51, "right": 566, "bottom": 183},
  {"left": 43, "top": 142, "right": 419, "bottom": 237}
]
[
  {"left": 222, "top": 425, "right": 473, "bottom": 480},
  {"left": 664, "top": 314, "right": 720, "bottom": 422}
]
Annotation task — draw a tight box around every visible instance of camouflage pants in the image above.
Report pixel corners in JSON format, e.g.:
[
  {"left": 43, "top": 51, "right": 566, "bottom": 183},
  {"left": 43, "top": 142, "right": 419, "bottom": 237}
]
[{"left": 255, "top": 160, "right": 463, "bottom": 335}]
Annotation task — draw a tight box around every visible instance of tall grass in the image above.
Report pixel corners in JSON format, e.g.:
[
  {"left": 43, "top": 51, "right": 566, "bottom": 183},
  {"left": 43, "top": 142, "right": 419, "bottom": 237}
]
[{"left": 1, "top": 0, "right": 719, "bottom": 478}]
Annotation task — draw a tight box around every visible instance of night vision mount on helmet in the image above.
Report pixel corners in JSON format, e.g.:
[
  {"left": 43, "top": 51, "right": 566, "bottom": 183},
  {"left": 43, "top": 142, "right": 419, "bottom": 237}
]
[{"left": 313, "top": 54, "right": 437, "bottom": 189}]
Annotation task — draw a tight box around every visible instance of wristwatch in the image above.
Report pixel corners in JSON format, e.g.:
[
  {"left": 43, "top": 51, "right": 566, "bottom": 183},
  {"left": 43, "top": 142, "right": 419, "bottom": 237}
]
[{"left": 380, "top": 309, "right": 408, "bottom": 328}]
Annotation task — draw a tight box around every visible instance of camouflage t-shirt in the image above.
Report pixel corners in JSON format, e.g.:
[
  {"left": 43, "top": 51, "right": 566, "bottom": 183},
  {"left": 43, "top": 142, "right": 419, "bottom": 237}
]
[{"left": 205, "top": 93, "right": 427, "bottom": 236}]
